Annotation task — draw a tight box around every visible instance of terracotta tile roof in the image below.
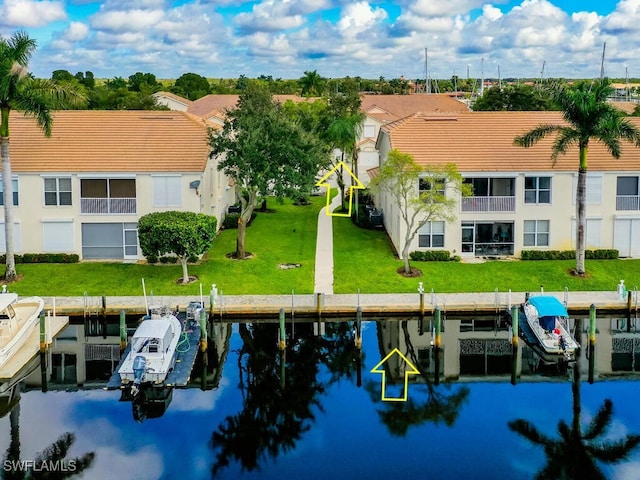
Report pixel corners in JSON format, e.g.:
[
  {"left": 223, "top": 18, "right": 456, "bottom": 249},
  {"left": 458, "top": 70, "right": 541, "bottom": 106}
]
[
  {"left": 382, "top": 111, "right": 640, "bottom": 172},
  {"left": 361, "top": 94, "right": 469, "bottom": 123},
  {"left": 6, "top": 110, "right": 213, "bottom": 173},
  {"left": 610, "top": 101, "right": 638, "bottom": 115},
  {"left": 188, "top": 94, "right": 319, "bottom": 120}
]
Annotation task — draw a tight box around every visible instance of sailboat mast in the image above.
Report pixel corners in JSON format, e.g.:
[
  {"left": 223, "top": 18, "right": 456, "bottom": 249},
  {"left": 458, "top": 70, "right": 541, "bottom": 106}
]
[{"left": 425, "top": 48, "right": 430, "bottom": 94}]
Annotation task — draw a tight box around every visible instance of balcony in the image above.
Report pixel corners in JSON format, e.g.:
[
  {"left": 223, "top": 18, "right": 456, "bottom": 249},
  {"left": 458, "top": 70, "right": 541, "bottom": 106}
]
[
  {"left": 81, "top": 197, "right": 137, "bottom": 214},
  {"left": 616, "top": 195, "right": 640, "bottom": 211},
  {"left": 461, "top": 196, "right": 515, "bottom": 212}
]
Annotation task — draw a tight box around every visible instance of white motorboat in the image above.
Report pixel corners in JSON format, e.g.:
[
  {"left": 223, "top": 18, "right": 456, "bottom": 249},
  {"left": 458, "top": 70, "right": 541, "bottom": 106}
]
[
  {"left": 522, "top": 295, "right": 579, "bottom": 358},
  {"left": 118, "top": 306, "right": 182, "bottom": 395},
  {"left": 0, "top": 292, "right": 45, "bottom": 367}
]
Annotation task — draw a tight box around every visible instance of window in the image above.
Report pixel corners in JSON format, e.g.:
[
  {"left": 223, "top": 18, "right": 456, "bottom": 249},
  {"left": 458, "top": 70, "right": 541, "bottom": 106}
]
[
  {"left": 523, "top": 220, "right": 549, "bottom": 247},
  {"left": 572, "top": 174, "right": 602, "bottom": 205},
  {"left": 617, "top": 176, "right": 639, "bottom": 195},
  {"left": 0, "top": 177, "right": 18, "bottom": 206},
  {"left": 152, "top": 175, "right": 181, "bottom": 207},
  {"left": 419, "top": 177, "right": 445, "bottom": 197},
  {"left": 42, "top": 220, "right": 74, "bottom": 252},
  {"left": 363, "top": 125, "right": 375, "bottom": 138},
  {"left": 44, "top": 177, "right": 72, "bottom": 206},
  {"left": 418, "top": 221, "right": 444, "bottom": 247},
  {"left": 524, "top": 176, "right": 551, "bottom": 204}
]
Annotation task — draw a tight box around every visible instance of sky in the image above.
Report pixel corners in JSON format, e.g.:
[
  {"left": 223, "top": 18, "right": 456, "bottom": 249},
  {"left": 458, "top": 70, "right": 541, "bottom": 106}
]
[{"left": 0, "top": 0, "right": 636, "bottom": 81}]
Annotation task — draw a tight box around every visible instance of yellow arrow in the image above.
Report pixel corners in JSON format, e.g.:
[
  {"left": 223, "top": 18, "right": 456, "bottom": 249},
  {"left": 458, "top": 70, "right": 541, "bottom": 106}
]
[
  {"left": 370, "top": 348, "right": 420, "bottom": 402},
  {"left": 315, "top": 161, "right": 364, "bottom": 217}
]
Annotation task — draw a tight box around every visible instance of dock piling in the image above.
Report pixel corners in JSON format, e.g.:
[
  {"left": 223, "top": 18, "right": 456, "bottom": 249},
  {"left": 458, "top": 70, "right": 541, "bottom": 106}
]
[
  {"left": 199, "top": 309, "right": 208, "bottom": 352},
  {"left": 119, "top": 309, "right": 127, "bottom": 353},
  {"left": 511, "top": 305, "right": 519, "bottom": 346},
  {"left": 355, "top": 306, "right": 362, "bottom": 349},
  {"left": 434, "top": 307, "right": 442, "bottom": 348},
  {"left": 279, "top": 308, "right": 286, "bottom": 350}
]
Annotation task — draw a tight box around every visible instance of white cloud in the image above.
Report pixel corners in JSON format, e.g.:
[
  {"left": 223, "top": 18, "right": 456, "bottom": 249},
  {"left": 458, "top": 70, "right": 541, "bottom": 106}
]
[
  {"left": 234, "top": 0, "right": 307, "bottom": 32},
  {"left": 64, "top": 21, "right": 90, "bottom": 41},
  {"left": 0, "top": 0, "right": 66, "bottom": 28},
  {"left": 91, "top": 9, "right": 166, "bottom": 32},
  {"left": 337, "top": 2, "right": 388, "bottom": 39}
]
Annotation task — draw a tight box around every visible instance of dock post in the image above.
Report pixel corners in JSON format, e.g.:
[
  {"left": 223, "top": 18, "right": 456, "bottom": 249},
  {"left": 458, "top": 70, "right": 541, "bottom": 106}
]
[
  {"left": 418, "top": 282, "right": 425, "bottom": 316},
  {"left": 316, "top": 292, "right": 322, "bottom": 320},
  {"left": 210, "top": 284, "right": 217, "bottom": 319},
  {"left": 511, "top": 305, "right": 519, "bottom": 346},
  {"left": 199, "top": 309, "right": 208, "bottom": 352},
  {"left": 279, "top": 308, "right": 286, "bottom": 351},
  {"left": 39, "top": 311, "right": 46, "bottom": 352},
  {"left": 39, "top": 311, "right": 47, "bottom": 392},
  {"left": 355, "top": 306, "right": 362, "bottom": 349},
  {"left": 511, "top": 344, "right": 519, "bottom": 386},
  {"left": 434, "top": 307, "right": 442, "bottom": 348},
  {"left": 589, "top": 304, "right": 597, "bottom": 346},
  {"left": 119, "top": 310, "right": 127, "bottom": 353}
]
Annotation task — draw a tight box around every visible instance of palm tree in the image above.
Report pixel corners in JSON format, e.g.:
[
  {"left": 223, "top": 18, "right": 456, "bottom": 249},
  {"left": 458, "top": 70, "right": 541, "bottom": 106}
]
[
  {"left": 299, "top": 70, "right": 324, "bottom": 97},
  {"left": 508, "top": 319, "right": 640, "bottom": 478},
  {"left": 0, "top": 31, "right": 84, "bottom": 281},
  {"left": 514, "top": 78, "right": 640, "bottom": 275}
]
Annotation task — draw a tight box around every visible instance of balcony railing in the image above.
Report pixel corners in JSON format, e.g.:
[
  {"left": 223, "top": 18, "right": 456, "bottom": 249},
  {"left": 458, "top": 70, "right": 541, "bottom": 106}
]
[
  {"left": 81, "top": 197, "right": 137, "bottom": 214},
  {"left": 616, "top": 195, "right": 640, "bottom": 211},
  {"left": 461, "top": 196, "right": 515, "bottom": 212}
]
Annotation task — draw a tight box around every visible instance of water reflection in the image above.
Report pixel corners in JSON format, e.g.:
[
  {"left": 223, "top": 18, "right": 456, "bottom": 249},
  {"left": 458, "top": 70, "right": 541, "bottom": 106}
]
[
  {"left": 508, "top": 319, "right": 640, "bottom": 478},
  {"left": 0, "top": 313, "right": 638, "bottom": 478},
  {"left": 209, "top": 321, "right": 355, "bottom": 475}
]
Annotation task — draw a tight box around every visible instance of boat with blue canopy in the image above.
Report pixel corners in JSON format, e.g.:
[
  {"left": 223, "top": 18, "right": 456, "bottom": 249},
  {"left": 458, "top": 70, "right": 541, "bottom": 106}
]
[{"left": 522, "top": 295, "right": 579, "bottom": 359}]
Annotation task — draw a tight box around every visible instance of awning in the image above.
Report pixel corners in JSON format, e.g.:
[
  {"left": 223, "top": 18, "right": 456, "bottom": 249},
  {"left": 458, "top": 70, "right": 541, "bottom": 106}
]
[{"left": 528, "top": 296, "right": 568, "bottom": 317}]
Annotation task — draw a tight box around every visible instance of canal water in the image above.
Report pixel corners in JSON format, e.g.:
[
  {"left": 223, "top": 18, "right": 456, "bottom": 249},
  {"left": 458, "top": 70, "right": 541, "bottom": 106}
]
[{"left": 1, "top": 315, "right": 639, "bottom": 479}]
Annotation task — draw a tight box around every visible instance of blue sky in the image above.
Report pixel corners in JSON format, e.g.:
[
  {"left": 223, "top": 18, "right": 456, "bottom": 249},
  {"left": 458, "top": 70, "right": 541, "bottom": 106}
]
[{"left": 0, "top": 0, "right": 635, "bottom": 81}]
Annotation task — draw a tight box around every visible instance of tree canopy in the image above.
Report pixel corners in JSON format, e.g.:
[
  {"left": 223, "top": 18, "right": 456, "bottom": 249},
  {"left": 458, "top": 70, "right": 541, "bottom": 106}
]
[
  {"left": 137, "top": 211, "right": 217, "bottom": 284},
  {"left": 369, "top": 149, "right": 470, "bottom": 275},
  {"left": 472, "top": 84, "right": 556, "bottom": 111},
  {"left": 170, "top": 72, "right": 211, "bottom": 100},
  {"left": 209, "top": 81, "right": 330, "bottom": 259}
]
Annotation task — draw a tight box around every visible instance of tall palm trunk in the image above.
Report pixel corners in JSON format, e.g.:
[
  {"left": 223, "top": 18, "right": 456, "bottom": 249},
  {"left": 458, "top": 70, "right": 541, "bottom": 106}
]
[
  {"left": 575, "top": 146, "right": 588, "bottom": 276},
  {"left": 0, "top": 128, "right": 16, "bottom": 281}
]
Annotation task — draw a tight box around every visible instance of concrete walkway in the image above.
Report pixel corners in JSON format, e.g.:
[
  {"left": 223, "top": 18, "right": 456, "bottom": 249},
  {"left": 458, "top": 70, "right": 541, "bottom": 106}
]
[{"left": 313, "top": 193, "right": 342, "bottom": 294}]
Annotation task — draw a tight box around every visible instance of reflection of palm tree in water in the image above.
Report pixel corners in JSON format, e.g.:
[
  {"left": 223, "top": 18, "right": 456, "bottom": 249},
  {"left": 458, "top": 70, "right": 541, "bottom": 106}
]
[
  {"left": 1, "top": 402, "right": 95, "bottom": 479},
  {"left": 508, "top": 318, "right": 640, "bottom": 479},
  {"left": 366, "top": 320, "right": 470, "bottom": 436}
]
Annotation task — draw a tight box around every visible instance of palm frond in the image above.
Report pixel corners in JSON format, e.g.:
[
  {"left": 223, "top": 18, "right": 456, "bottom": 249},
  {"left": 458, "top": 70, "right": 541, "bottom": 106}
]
[
  {"left": 514, "top": 124, "right": 562, "bottom": 147},
  {"left": 586, "top": 435, "right": 640, "bottom": 463},
  {"left": 508, "top": 419, "right": 553, "bottom": 445},
  {"left": 583, "top": 399, "right": 613, "bottom": 440}
]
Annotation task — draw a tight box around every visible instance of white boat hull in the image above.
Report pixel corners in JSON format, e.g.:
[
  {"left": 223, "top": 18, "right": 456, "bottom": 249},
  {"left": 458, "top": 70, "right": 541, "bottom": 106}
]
[
  {"left": 118, "top": 313, "right": 182, "bottom": 387},
  {"left": 0, "top": 295, "right": 45, "bottom": 368},
  {"left": 523, "top": 299, "right": 579, "bottom": 357}
]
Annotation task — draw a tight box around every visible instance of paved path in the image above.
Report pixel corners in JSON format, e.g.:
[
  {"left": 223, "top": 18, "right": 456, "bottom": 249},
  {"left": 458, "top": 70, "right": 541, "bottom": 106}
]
[{"left": 313, "top": 193, "right": 342, "bottom": 294}]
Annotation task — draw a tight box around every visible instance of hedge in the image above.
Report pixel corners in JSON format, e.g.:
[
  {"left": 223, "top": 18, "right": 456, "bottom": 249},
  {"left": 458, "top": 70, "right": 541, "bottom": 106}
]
[
  {"left": 0, "top": 253, "right": 79, "bottom": 264},
  {"left": 520, "top": 249, "right": 618, "bottom": 260},
  {"left": 409, "top": 250, "right": 459, "bottom": 262}
]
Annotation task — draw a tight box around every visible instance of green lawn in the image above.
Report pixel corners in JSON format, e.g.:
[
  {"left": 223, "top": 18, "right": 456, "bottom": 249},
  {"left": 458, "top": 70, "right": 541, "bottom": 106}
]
[
  {"left": 10, "top": 197, "right": 323, "bottom": 297},
  {"left": 332, "top": 216, "right": 640, "bottom": 294},
  {"left": 7, "top": 195, "right": 640, "bottom": 296}
]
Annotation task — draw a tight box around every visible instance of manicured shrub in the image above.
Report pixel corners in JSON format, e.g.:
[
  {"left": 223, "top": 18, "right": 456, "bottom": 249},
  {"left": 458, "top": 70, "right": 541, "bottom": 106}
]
[
  {"left": 409, "top": 250, "right": 457, "bottom": 262},
  {"left": 521, "top": 249, "right": 618, "bottom": 260}
]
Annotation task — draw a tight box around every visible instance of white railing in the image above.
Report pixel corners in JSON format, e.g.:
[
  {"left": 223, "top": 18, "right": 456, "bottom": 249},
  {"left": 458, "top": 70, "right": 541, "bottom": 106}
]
[
  {"left": 461, "top": 196, "right": 515, "bottom": 212},
  {"left": 616, "top": 195, "right": 640, "bottom": 211},
  {"left": 81, "top": 197, "right": 137, "bottom": 214}
]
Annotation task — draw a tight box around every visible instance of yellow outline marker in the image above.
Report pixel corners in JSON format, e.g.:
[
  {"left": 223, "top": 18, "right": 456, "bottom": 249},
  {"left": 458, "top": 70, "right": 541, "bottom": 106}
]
[
  {"left": 315, "top": 161, "right": 365, "bottom": 217},
  {"left": 370, "top": 348, "right": 420, "bottom": 402}
]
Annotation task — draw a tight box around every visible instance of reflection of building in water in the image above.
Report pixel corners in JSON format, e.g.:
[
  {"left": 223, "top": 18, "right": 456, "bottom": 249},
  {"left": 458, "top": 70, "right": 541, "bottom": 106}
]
[
  {"left": 22, "top": 317, "right": 231, "bottom": 390},
  {"left": 376, "top": 314, "right": 640, "bottom": 381}
]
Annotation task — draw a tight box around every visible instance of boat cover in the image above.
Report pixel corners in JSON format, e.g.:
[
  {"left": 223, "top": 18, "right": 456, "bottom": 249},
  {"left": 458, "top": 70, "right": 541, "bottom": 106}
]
[{"left": 529, "top": 296, "right": 569, "bottom": 317}]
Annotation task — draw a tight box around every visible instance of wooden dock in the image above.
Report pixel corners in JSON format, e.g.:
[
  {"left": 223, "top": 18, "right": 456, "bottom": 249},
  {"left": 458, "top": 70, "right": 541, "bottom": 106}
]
[
  {"left": 0, "top": 314, "right": 69, "bottom": 381},
  {"left": 106, "top": 317, "right": 203, "bottom": 390}
]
